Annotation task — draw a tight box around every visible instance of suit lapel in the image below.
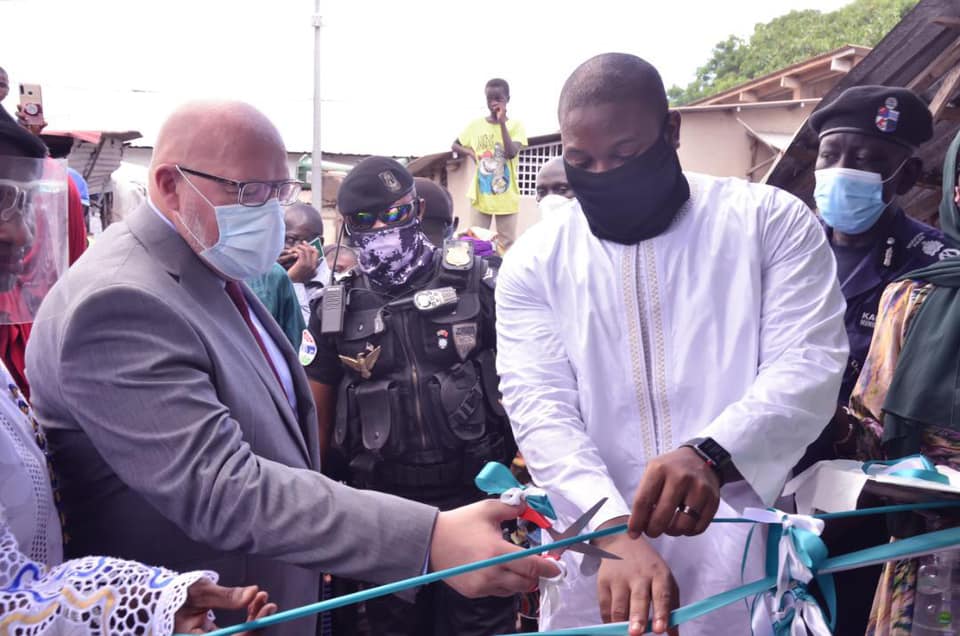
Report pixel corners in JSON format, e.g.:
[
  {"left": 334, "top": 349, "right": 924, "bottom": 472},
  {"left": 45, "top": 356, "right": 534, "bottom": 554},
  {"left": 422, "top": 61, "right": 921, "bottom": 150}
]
[{"left": 125, "top": 204, "right": 312, "bottom": 466}]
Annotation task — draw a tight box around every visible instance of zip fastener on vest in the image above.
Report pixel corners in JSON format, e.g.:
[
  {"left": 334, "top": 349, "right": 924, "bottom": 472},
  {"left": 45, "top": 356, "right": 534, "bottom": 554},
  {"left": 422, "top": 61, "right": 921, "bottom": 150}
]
[{"left": 395, "top": 309, "right": 429, "bottom": 450}]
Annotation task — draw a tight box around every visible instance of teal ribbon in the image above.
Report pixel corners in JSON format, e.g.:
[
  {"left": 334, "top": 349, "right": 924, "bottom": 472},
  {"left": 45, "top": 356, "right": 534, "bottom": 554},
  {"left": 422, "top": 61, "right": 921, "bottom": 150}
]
[
  {"left": 523, "top": 525, "right": 960, "bottom": 636},
  {"left": 738, "top": 509, "right": 835, "bottom": 635},
  {"left": 863, "top": 454, "right": 951, "bottom": 485},
  {"left": 474, "top": 461, "right": 557, "bottom": 520},
  {"left": 179, "top": 500, "right": 960, "bottom": 636}
]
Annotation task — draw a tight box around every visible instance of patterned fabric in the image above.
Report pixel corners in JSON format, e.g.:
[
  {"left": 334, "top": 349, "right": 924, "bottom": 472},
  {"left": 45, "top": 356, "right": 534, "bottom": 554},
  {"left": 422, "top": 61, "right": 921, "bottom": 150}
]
[
  {"left": 847, "top": 279, "right": 960, "bottom": 635},
  {"left": 0, "top": 355, "right": 218, "bottom": 635},
  {"left": 0, "top": 502, "right": 213, "bottom": 635},
  {"left": 352, "top": 220, "right": 434, "bottom": 290}
]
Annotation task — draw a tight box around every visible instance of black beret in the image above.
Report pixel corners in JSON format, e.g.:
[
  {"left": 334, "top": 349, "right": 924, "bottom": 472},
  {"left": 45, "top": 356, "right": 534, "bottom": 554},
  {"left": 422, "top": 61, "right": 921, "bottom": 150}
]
[
  {"left": 414, "top": 177, "right": 453, "bottom": 224},
  {"left": 809, "top": 85, "right": 933, "bottom": 149},
  {"left": 337, "top": 156, "right": 414, "bottom": 216}
]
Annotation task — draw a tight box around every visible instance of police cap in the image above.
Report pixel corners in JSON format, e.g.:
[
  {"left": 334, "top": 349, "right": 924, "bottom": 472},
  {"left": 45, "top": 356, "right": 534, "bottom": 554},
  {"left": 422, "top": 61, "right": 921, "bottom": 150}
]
[
  {"left": 337, "top": 156, "right": 414, "bottom": 216},
  {"left": 809, "top": 85, "right": 933, "bottom": 149}
]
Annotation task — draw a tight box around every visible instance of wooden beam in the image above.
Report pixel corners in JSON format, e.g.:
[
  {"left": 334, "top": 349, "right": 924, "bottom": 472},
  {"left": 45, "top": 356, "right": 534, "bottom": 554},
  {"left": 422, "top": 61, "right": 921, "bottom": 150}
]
[
  {"left": 937, "top": 105, "right": 960, "bottom": 121},
  {"left": 780, "top": 76, "right": 802, "bottom": 89},
  {"left": 930, "top": 63, "right": 960, "bottom": 120},
  {"left": 933, "top": 16, "right": 960, "bottom": 31},
  {"left": 907, "top": 37, "right": 960, "bottom": 92},
  {"left": 830, "top": 56, "right": 854, "bottom": 73},
  {"left": 739, "top": 90, "right": 758, "bottom": 103}
]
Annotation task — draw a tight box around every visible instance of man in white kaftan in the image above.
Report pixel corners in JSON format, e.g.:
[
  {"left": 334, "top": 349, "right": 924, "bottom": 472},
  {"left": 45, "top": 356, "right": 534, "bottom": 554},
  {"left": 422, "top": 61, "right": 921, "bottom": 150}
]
[{"left": 496, "top": 54, "right": 848, "bottom": 635}]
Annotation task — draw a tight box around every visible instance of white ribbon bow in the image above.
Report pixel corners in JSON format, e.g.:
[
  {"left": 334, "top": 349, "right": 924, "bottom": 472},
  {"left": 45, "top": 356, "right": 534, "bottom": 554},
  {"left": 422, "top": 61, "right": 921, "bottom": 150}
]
[
  {"left": 741, "top": 508, "right": 826, "bottom": 623},
  {"left": 539, "top": 557, "right": 568, "bottom": 621},
  {"left": 498, "top": 486, "right": 549, "bottom": 507},
  {"left": 790, "top": 593, "right": 831, "bottom": 636}
]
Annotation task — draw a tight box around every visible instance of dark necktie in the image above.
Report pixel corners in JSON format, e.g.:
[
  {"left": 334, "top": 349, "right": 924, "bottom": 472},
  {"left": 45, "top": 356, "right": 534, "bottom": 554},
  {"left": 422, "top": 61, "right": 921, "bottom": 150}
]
[{"left": 224, "top": 281, "right": 283, "bottom": 388}]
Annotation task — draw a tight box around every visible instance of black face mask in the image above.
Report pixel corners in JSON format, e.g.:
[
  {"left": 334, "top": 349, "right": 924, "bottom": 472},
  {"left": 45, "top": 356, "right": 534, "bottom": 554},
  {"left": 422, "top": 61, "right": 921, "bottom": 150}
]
[{"left": 564, "top": 130, "right": 690, "bottom": 245}]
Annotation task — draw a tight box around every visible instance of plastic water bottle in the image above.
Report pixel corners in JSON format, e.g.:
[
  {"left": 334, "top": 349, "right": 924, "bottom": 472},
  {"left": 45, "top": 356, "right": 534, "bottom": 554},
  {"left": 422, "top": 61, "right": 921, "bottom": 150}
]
[{"left": 913, "top": 550, "right": 958, "bottom": 635}]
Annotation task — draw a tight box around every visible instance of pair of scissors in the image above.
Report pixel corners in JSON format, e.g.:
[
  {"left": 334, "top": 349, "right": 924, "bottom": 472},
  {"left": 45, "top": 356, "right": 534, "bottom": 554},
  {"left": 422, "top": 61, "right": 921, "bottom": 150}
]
[{"left": 531, "top": 497, "right": 622, "bottom": 575}]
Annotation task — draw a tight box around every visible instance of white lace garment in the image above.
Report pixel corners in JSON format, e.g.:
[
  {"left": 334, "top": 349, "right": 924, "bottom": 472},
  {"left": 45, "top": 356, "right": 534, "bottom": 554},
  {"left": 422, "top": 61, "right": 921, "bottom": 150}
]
[{"left": 0, "top": 360, "right": 215, "bottom": 635}]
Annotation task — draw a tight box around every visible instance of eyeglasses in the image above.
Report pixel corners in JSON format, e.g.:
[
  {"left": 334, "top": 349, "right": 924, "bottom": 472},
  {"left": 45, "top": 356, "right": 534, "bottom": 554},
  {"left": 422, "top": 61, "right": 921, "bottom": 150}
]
[
  {"left": 177, "top": 165, "right": 302, "bottom": 207},
  {"left": 0, "top": 181, "right": 31, "bottom": 222},
  {"left": 345, "top": 199, "right": 421, "bottom": 232}
]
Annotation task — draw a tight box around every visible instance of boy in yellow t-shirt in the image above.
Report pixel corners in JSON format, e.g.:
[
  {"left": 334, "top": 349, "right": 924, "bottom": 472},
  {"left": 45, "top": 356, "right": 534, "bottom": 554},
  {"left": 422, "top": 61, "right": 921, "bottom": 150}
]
[{"left": 453, "top": 78, "right": 527, "bottom": 248}]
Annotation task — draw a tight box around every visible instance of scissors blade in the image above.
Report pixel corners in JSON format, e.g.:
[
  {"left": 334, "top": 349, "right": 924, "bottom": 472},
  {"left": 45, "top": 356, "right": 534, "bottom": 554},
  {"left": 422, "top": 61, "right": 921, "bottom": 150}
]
[
  {"left": 564, "top": 542, "right": 622, "bottom": 561},
  {"left": 551, "top": 497, "right": 608, "bottom": 541}
]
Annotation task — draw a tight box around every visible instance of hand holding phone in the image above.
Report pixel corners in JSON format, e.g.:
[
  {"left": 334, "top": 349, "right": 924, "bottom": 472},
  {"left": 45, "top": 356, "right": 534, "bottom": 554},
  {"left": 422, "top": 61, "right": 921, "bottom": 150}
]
[{"left": 18, "top": 84, "right": 45, "bottom": 133}]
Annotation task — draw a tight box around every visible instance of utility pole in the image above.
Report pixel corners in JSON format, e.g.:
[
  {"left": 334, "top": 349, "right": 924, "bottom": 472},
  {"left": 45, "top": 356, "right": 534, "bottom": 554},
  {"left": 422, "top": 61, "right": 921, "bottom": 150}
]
[{"left": 311, "top": 0, "right": 323, "bottom": 210}]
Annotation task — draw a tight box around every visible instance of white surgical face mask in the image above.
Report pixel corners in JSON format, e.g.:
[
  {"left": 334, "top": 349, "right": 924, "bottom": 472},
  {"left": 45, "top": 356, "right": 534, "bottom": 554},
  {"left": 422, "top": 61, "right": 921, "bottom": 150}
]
[
  {"left": 178, "top": 169, "right": 285, "bottom": 280},
  {"left": 538, "top": 194, "right": 575, "bottom": 219},
  {"left": 314, "top": 256, "right": 332, "bottom": 284}
]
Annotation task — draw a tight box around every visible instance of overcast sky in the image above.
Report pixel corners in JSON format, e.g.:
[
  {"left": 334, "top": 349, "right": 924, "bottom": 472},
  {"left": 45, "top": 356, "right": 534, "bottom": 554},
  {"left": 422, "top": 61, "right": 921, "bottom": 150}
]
[{"left": 1, "top": 0, "right": 854, "bottom": 155}]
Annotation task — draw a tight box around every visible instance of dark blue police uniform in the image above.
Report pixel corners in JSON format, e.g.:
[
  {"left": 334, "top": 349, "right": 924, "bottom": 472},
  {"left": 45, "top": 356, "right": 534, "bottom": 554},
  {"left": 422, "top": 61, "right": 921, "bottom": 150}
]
[{"left": 829, "top": 208, "right": 960, "bottom": 404}]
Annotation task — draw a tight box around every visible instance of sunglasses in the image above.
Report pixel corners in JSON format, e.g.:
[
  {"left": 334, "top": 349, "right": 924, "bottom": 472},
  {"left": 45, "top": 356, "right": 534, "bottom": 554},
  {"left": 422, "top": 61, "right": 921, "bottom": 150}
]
[{"left": 345, "top": 198, "right": 421, "bottom": 232}]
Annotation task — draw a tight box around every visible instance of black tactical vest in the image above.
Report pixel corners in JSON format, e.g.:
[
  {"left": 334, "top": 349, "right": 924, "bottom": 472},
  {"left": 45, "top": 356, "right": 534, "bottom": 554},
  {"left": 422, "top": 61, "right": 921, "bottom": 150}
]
[{"left": 331, "top": 245, "right": 513, "bottom": 492}]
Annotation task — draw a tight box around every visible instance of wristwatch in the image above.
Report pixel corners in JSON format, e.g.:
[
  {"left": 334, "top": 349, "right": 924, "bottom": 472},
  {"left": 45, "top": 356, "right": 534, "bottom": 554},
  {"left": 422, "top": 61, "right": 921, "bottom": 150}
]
[{"left": 680, "top": 437, "right": 740, "bottom": 486}]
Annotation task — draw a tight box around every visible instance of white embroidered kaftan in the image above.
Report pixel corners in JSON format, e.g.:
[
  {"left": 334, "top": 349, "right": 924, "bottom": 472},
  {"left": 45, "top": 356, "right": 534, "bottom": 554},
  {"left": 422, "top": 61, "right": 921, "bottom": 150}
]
[{"left": 496, "top": 173, "right": 848, "bottom": 633}]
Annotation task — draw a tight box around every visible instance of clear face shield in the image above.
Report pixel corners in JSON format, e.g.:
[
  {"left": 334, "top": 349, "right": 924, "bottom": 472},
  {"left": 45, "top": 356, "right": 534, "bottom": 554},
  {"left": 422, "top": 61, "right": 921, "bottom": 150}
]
[{"left": 0, "top": 157, "right": 68, "bottom": 324}]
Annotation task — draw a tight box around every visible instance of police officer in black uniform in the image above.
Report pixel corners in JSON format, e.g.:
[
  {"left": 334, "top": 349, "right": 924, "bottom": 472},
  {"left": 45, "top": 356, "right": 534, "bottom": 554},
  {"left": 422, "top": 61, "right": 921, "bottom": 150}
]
[
  {"left": 802, "top": 85, "right": 959, "bottom": 635},
  {"left": 302, "top": 157, "right": 515, "bottom": 636}
]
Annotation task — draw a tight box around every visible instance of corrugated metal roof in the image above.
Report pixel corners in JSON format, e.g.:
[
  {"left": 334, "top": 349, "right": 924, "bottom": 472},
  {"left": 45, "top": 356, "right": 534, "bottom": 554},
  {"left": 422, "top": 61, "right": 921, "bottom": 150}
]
[{"left": 67, "top": 138, "right": 127, "bottom": 196}]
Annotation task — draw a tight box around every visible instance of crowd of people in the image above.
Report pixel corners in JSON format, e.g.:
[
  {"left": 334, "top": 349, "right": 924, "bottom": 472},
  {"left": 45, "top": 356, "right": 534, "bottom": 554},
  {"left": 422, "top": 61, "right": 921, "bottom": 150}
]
[{"left": 0, "top": 50, "right": 958, "bottom": 636}]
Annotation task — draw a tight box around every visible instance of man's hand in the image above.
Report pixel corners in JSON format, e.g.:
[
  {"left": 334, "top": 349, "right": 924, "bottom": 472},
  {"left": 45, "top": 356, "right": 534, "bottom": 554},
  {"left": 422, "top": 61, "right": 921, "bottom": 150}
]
[
  {"left": 494, "top": 103, "right": 507, "bottom": 124},
  {"left": 286, "top": 242, "right": 320, "bottom": 284},
  {"left": 15, "top": 103, "right": 47, "bottom": 134},
  {"left": 175, "top": 579, "right": 278, "bottom": 634},
  {"left": 430, "top": 499, "right": 560, "bottom": 598},
  {"left": 595, "top": 523, "right": 679, "bottom": 636},
  {"left": 629, "top": 447, "right": 720, "bottom": 538}
]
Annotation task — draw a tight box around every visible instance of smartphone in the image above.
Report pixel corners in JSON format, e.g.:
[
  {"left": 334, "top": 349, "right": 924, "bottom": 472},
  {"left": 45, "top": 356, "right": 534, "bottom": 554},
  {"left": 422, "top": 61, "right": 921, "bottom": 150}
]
[
  {"left": 19, "top": 84, "right": 43, "bottom": 126},
  {"left": 309, "top": 237, "right": 323, "bottom": 252}
]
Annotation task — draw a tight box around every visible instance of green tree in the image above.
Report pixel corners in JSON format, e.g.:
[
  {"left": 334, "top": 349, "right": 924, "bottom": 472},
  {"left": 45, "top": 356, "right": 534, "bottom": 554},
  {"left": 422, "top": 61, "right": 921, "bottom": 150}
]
[{"left": 669, "top": 0, "right": 919, "bottom": 105}]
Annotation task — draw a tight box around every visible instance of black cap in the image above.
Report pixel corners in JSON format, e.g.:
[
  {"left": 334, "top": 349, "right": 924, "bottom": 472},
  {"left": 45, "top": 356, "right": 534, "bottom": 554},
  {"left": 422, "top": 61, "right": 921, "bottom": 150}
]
[
  {"left": 337, "top": 156, "right": 414, "bottom": 216},
  {"left": 809, "top": 85, "right": 933, "bottom": 149}
]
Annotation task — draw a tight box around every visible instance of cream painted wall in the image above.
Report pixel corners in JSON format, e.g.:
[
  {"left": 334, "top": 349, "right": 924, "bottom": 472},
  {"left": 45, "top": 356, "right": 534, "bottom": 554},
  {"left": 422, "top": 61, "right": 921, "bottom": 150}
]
[{"left": 676, "top": 103, "right": 817, "bottom": 180}]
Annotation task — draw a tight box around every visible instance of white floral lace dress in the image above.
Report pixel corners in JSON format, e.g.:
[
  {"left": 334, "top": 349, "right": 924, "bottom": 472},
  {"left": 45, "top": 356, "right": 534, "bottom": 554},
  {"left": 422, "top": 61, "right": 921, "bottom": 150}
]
[{"left": 0, "top": 361, "right": 215, "bottom": 635}]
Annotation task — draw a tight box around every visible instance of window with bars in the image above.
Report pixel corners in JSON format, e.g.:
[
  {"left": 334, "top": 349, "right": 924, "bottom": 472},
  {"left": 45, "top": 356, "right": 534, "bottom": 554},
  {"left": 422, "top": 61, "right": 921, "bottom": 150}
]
[{"left": 517, "top": 141, "right": 562, "bottom": 197}]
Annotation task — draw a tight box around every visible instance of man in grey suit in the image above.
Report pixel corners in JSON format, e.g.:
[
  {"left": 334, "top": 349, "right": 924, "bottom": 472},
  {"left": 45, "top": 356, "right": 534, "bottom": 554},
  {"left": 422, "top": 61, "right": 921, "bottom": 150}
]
[{"left": 26, "top": 101, "right": 556, "bottom": 635}]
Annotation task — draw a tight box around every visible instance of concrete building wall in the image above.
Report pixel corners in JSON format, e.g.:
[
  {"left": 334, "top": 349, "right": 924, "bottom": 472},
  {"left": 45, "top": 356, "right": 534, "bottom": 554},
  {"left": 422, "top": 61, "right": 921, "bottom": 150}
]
[{"left": 677, "top": 103, "right": 817, "bottom": 180}]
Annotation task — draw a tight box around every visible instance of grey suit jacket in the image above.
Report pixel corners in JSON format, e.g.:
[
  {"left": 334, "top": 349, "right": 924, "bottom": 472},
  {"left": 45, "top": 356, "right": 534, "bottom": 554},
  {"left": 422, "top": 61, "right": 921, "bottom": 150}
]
[{"left": 26, "top": 204, "right": 437, "bottom": 635}]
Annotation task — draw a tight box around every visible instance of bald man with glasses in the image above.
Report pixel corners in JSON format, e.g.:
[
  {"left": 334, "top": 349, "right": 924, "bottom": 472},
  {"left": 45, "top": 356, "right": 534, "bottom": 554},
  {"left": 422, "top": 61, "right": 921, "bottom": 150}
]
[{"left": 25, "top": 101, "right": 557, "bottom": 636}]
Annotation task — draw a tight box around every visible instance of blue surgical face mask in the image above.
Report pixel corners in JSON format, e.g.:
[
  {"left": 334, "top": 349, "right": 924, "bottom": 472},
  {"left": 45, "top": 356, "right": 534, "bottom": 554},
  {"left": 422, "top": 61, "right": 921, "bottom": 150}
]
[
  {"left": 814, "top": 165, "right": 903, "bottom": 235},
  {"left": 178, "top": 171, "right": 285, "bottom": 280}
]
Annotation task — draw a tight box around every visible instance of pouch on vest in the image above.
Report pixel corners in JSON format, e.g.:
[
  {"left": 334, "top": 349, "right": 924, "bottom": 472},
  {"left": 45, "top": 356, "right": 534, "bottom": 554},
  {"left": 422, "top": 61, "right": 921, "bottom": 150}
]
[
  {"left": 333, "top": 382, "right": 360, "bottom": 450},
  {"left": 356, "top": 380, "right": 399, "bottom": 451},
  {"left": 475, "top": 349, "right": 507, "bottom": 417},
  {"left": 428, "top": 362, "right": 486, "bottom": 442}
]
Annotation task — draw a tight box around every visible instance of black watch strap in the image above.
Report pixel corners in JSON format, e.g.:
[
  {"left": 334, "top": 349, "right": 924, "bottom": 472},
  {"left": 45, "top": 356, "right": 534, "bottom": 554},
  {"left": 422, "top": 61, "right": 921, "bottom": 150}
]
[{"left": 681, "top": 437, "right": 737, "bottom": 486}]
